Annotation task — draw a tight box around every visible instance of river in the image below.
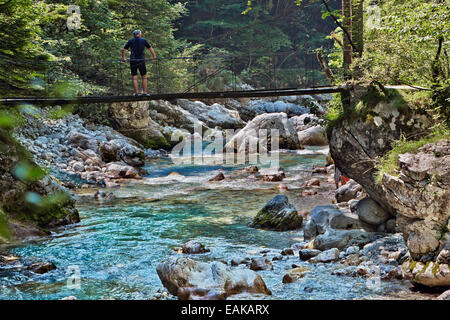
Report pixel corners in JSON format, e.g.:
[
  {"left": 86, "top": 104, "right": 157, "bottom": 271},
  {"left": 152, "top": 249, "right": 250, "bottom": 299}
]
[{"left": 0, "top": 148, "right": 419, "bottom": 300}]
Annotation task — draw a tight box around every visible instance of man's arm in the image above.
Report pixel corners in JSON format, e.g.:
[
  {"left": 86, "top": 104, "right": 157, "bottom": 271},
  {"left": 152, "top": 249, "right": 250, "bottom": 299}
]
[
  {"left": 149, "top": 47, "right": 156, "bottom": 60},
  {"left": 121, "top": 48, "right": 127, "bottom": 62}
]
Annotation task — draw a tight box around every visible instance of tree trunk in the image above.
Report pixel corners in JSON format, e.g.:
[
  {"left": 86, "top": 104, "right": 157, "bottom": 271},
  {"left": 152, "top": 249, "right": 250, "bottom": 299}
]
[
  {"left": 342, "top": 0, "right": 352, "bottom": 80},
  {"left": 352, "top": 0, "right": 364, "bottom": 57},
  {"left": 431, "top": 37, "right": 444, "bottom": 85},
  {"left": 317, "top": 50, "right": 335, "bottom": 84}
]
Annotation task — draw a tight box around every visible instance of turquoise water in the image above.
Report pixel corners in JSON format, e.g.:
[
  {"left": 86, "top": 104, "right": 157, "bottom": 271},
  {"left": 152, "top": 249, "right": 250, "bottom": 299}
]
[{"left": 0, "top": 150, "right": 413, "bottom": 300}]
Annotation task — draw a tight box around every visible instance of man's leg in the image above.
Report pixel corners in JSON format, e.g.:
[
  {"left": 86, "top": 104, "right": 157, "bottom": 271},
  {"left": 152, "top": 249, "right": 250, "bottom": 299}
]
[
  {"left": 139, "top": 63, "right": 148, "bottom": 94},
  {"left": 142, "top": 74, "right": 147, "bottom": 94},
  {"left": 132, "top": 75, "right": 139, "bottom": 94}
]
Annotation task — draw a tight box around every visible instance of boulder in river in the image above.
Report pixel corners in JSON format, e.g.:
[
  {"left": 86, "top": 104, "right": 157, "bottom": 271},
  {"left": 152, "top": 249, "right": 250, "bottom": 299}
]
[
  {"left": 312, "top": 228, "right": 381, "bottom": 251},
  {"left": 299, "top": 249, "right": 321, "bottom": 261},
  {"left": 309, "top": 248, "right": 340, "bottom": 263},
  {"left": 297, "top": 125, "right": 328, "bottom": 146},
  {"left": 261, "top": 168, "right": 286, "bottom": 182},
  {"left": 282, "top": 267, "right": 310, "bottom": 283},
  {"left": 208, "top": 172, "right": 225, "bottom": 182},
  {"left": 251, "top": 195, "right": 302, "bottom": 231},
  {"left": 104, "top": 162, "right": 141, "bottom": 179},
  {"left": 156, "top": 256, "right": 271, "bottom": 300},
  {"left": 99, "top": 138, "right": 145, "bottom": 167},
  {"left": 177, "top": 99, "right": 245, "bottom": 129},
  {"left": 28, "top": 262, "right": 56, "bottom": 274},
  {"left": 225, "top": 112, "right": 303, "bottom": 152},
  {"left": 354, "top": 197, "right": 390, "bottom": 226},
  {"left": 181, "top": 241, "right": 210, "bottom": 254},
  {"left": 249, "top": 257, "right": 273, "bottom": 271},
  {"left": 303, "top": 205, "right": 342, "bottom": 240},
  {"left": 289, "top": 114, "right": 322, "bottom": 131},
  {"left": 335, "top": 179, "right": 363, "bottom": 203}
]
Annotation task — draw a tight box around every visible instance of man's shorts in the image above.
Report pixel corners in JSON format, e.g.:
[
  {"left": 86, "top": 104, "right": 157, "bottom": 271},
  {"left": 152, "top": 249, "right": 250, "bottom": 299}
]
[{"left": 130, "top": 60, "right": 147, "bottom": 76}]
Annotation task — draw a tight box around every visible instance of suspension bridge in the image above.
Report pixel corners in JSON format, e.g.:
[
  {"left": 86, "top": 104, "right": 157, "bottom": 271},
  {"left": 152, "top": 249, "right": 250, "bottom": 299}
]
[{"left": 1, "top": 51, "right": 350, "bottom": 106}]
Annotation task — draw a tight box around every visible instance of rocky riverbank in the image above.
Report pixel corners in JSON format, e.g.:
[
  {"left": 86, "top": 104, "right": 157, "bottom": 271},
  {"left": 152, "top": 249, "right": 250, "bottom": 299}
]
[
  {"left": 2, "top": 88, "right": 449, "bottom": 300},
  {"left": 12, "top": 95, "right": 331, "bottom": 191},
  {"left": 1, "top": 94, "right": 330, "bottom": 243}
]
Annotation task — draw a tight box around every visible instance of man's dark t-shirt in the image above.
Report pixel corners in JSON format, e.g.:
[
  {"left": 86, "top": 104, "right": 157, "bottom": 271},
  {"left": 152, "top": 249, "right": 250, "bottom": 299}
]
[{"left": 124, "top": 37, "right": 151, "bottom": 61}]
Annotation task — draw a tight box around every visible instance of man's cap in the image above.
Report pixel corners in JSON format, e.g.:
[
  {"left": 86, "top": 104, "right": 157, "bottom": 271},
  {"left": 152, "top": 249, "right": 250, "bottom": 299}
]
[{"left": 133, "top": 30, "right": 142, "bottom": 37}]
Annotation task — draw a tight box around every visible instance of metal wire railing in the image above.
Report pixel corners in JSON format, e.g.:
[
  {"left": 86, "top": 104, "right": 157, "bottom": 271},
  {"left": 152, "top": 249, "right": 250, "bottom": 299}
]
[{"left": 2, "top": 50, "right": 343, "bottom": 98}]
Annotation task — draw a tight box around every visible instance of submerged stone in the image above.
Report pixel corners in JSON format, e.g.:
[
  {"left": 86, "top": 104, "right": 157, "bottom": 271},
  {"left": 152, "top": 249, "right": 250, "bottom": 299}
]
[{"left": 251, "top": 195, "right": 302, "bottom": 231}]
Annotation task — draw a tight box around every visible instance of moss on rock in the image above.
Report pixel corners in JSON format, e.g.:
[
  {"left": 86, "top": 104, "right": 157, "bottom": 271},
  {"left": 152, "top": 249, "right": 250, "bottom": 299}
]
[
  {"left": 0, "top": 124, "right": 79, "bottom": 238},
  {"left": 144, "top": 135, "right": 171, "bottom": 150},
  {"left": 251, "top": 195, "right": 303, "bottom": 231},
  {"left": 0, "top": 209, "right": 11, "bottom": 243}
]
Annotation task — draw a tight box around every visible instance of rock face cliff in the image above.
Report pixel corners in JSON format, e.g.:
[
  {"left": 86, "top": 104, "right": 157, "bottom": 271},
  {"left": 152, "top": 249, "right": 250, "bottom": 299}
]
[
  {"left": 329, "top": 83, "right": 449, "bottom": 287},
  {"left": 329, "top": 84, "right": 431, "bottom": 214},
  {"left": 109, "top": 101, "right": 170, "bottom": 149},
  {"left": 0, "top": 128, "right": 79, "bottom": 242},
  {"left": 382, "top": 141, "right": 450, "bottom": 287}
]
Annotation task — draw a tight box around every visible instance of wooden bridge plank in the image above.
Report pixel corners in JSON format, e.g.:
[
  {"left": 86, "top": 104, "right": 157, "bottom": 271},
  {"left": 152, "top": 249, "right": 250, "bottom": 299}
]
[{"left": 0, "top": 86, "right": 350, "bottom": 106}]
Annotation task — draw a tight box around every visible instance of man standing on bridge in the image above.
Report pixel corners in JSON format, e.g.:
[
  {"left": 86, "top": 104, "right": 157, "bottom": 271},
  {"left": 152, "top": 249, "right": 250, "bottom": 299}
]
[{"left": 122, "top": 30, "right": 157, "bottom": 96}]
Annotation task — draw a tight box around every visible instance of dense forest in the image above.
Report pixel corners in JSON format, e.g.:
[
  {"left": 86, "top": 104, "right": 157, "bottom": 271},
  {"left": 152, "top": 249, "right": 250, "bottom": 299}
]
[
  {"left": 1, "top": 0, "right": 448, "bottom": 97},
  {"left": 0, "top": 0, "right": 345, "bottom": 97}
]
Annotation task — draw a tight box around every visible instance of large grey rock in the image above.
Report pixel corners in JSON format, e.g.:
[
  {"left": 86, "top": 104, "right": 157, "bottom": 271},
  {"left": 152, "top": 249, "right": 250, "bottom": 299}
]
[
  {"left": 225, "top": 112, "right": 302, "bottom": 152},
  {"left": 402, "top": 259, "right": 450, "bottom": 287},
  {"left": 99, "top": 138, "right": 145, "bottom": 167},
  {"left": 329, "top": 84, "right": 432, "bottom": 214},
  {"left": 335, "top": 179, "right": 363, "bottom": 203},
  {"left": 309, "top": 248, "right": 340, "bottom": 263},
  {"left": 260, "top": 168, "right": 285, "bottom": 182},
  {"left": 289, "top": 114, "right": 322, "bottom": 131},
  {"left": 150, "top": 99, "right": 205, "bottom": 133},
  {"left": 297, "top": 125, "right": 328, "bottom": 146},
  {"left": 382, "top": 141, "right": 450, "bottom": 263},
  {"left": 299, "top": 249, "right": 321, "bottom": 261},
  {"left": 330, "top": 211, "right": 374, "bottom": 231},
  {"left": 355, "top": 197, "right": 390, "bottom": 226},
  {"left": 312, "top": 228, "right": 380, "bottom": 251},
  {"left": 181, "top": 241, "right": 210, "bottom": 254},
  {"left": 303, "top": 205, "right": 342, "bottom": 240},
  {"left": 221, "top": 98, "right": 257, "bottom": 122},
  {"left": 156, "top": 256, "right": 271, "bottom": 300},
  {"left": 104, "top": 162, "right": 141, "bottom": 179},
  {"left": 247, "top": 99, "right": 310, "bottom": 116},
  {"left": 109, "top": 101, "right": 169, "bottom": 149},
  {"left": 303, "top": 205, "right": 372, "bottom": 240},
  {"left": 177, "top": 99, "right": 245, "bottom": 129},
  {"left": 249, "top": 257, "right": 273, "bottom": 271},
  {"left": 251, "top": 195, "right": 302, "bottom": 231}
]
